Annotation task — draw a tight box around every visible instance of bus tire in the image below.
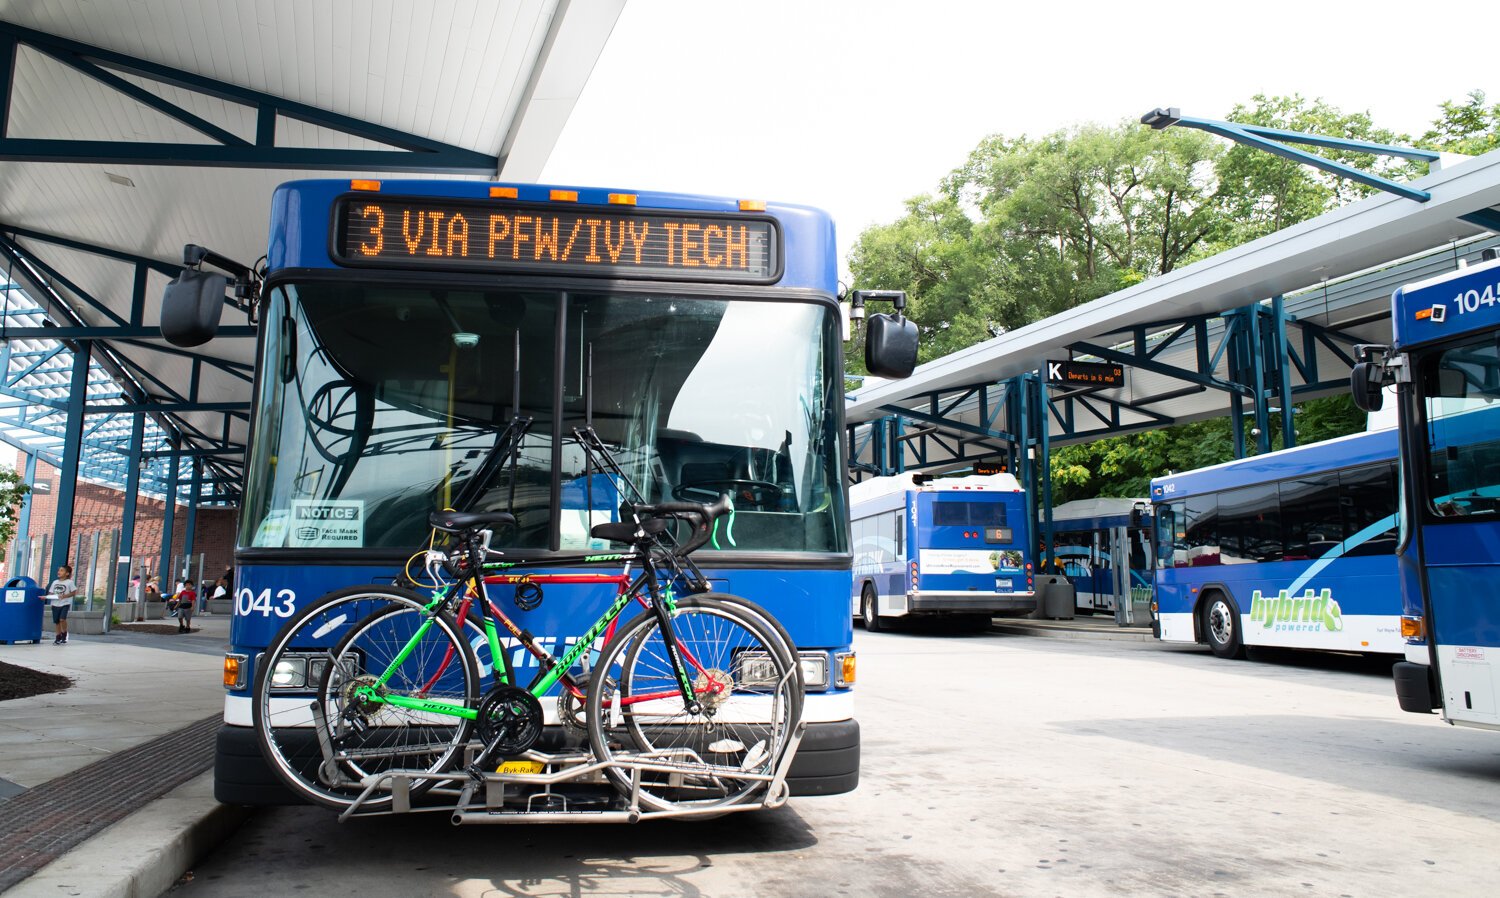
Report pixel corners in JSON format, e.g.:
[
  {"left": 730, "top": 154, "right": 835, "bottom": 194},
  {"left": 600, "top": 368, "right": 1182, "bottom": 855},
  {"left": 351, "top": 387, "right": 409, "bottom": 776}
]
[
  {"left": 1201, "top": 591, "right": 1245, "bottom": 660},
  {"left": 860, "top": 584, "right": 885, "bottom": 632}
]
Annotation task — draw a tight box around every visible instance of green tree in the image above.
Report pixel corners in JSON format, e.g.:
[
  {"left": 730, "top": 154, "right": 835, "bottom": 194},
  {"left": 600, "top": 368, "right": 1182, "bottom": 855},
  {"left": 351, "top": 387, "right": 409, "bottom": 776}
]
[
  {"left": 848, "top": 121, "right": 1223, "bottom": 363},
  {"left": 849, "top": 94, "right": 1431, "bottom": 502},
  {"left": 0, "top": 467, "right": 30, "bottom": 552},
  {"left": 1419, "top": 90, "right": 1500, "bottom": 155}
]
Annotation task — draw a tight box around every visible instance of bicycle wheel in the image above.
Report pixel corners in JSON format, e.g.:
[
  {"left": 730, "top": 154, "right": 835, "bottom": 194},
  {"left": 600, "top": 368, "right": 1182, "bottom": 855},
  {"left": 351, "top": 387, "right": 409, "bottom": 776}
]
[
  {"left": 585, "top": 597, "right": 802, "bottom": 813},
  {"left": 253, "top": 585, "right": 479, "bottom": 812}
]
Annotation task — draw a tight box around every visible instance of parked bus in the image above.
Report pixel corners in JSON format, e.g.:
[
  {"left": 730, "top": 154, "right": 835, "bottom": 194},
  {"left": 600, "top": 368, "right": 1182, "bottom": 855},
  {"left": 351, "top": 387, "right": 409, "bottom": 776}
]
[
  {"left": 1352, "top": 257, "right": 1500, "bottom": 731},
  {"left": 1151, "top": 427, "right": 1404, "bottom": 659},
  {"left": 193, "top": 179, "right": 915, "bottom": 803},
  {"left": 850, "top": 472, "right": 1035, "bottom": 632},
  {"left": 1048, "top": 497, "right": 1154, "bottom": 624}
]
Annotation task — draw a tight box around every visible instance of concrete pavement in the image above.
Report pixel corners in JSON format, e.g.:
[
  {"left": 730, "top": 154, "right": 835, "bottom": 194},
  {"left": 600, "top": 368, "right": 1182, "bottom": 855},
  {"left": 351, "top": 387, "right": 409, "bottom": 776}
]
[{"left": 0, "top": 613, "right": 245, "bottom": 896}]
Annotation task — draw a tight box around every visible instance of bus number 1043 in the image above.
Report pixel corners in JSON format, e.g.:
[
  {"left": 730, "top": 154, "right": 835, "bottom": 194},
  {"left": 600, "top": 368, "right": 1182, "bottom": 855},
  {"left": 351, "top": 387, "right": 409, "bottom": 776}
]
[{"left": 236, "top": 587, "right": 296, "bottom": 618}]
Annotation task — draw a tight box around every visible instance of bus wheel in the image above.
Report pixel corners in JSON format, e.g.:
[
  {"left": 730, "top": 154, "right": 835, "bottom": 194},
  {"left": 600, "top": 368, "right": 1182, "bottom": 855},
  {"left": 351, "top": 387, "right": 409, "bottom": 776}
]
[
  {"left": 860, "top": 585, "right": 885, "bottom": 633},
  {"left": 1201, "top": 592, "right": 1245, "bottom": 660}
]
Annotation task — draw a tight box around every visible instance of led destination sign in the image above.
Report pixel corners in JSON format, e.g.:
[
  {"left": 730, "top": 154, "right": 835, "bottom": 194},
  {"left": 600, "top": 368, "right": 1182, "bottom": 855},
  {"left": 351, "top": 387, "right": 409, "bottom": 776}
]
[{"left": 335, "top": 197, "right": 780, "bottom": 282}]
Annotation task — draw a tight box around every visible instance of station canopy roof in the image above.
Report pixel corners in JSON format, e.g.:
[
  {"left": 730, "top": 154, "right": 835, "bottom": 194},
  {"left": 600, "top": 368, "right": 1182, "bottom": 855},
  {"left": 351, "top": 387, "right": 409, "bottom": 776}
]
[
  {"left": 0, "top": 0, "right": 624, "bottom": 504},
  {"left": 846, "top": 148, "right": 1500, "bottom": 470}
]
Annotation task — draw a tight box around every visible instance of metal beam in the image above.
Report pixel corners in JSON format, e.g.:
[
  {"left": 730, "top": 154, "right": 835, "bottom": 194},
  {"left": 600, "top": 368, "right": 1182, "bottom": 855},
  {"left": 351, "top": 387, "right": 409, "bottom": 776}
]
[
  {"left": 1142, "top": 108, "right": 1435, "bottom": 203},
  {"left": 49, "top": 342, "right": 90, "bottom": 574},
  {"left": 0, "top": 22, "right": 499, "bottom": 174}
]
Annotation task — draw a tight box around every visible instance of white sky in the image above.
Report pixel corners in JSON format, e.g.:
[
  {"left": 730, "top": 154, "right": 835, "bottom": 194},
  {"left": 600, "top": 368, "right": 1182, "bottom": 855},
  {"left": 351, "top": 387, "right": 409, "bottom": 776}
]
[{"left": 542, "top": 0, "right": 1500, "bottom": 281}]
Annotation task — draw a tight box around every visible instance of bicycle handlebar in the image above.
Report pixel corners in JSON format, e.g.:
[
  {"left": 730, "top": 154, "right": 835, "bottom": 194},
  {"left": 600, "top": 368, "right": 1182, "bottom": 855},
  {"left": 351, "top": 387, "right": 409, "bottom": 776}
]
[{"left": 632, "top": 493, "right": 733, "bottom": 555}]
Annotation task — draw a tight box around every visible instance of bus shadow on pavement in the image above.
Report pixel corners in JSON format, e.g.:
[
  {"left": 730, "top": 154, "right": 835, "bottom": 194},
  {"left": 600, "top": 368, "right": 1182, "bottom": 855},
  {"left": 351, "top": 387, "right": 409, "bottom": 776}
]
[
  {"left": 1048, "top": 713, "right": 1500, "bottom": 819},
  {"left": 198, "top": 803, "right": 818, "bottom": 895}
]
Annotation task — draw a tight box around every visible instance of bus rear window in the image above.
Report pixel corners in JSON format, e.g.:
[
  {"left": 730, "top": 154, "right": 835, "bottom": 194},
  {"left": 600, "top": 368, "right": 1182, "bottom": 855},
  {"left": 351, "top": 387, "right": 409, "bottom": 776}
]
[{"left": 932, "top": 501, "right": 1007, "bottom": 527}]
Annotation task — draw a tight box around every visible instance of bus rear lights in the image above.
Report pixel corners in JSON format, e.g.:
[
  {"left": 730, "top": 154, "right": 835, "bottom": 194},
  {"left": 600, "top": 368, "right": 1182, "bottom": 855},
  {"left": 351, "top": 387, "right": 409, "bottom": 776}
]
[
  {"left": 1401, "top": 616, "right": 1426, "bottom": 640},
  {"left": 549, "top": 189, "right": 578, "bottom": 202},
  {"left": 738, "top": 199, "right": 767, "bottom": 212},
  {"left": 608, "top": 193, "right": 637, "bottom": 205},
  {"left": 835, "top": 651, "right": 856, "bottom": 687},
  {"left": 223, "top": 653, "right": 247, "bottom": 690},
  {"left": 349, "top": 179, "right": 381, "bottom": 192},
  {"left": 489, "top": 186, "right": 519, "bottom": 199}
]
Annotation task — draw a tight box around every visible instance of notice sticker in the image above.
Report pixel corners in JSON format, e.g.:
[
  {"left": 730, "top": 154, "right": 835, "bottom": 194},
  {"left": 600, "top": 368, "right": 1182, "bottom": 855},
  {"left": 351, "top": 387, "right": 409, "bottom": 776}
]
[
  {"left": 4, "top": 589, "right": 24, "bottom": 604},
  {"left": 289, "top": 499, "right": 366, "bottom": 548}
]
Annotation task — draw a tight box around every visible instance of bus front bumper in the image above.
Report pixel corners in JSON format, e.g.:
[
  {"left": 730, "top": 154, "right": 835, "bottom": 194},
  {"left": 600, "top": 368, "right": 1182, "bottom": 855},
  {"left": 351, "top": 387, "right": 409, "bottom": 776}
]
[
  {"left": 214, "top": 719, "right": 860, "bottom": 805},
  {"left": 1393, "top": 661, "right": 1439, "bottom": 714},
  {"left": 910, "top": 592, "right": 1036, "bottom": 613}
]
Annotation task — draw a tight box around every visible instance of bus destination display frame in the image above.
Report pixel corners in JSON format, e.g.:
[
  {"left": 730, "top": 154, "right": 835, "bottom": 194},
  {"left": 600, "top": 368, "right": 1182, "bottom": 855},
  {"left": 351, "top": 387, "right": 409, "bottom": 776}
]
[{"left": 330, "top": 194, "right": 784, "bottom": 284}]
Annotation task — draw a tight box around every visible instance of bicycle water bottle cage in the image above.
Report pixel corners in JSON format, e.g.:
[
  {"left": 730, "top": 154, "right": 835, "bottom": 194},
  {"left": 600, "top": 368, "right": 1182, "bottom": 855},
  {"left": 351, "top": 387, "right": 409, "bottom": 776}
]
[{"left": 427, "top": 510, "right": 516, "bottom": 533}]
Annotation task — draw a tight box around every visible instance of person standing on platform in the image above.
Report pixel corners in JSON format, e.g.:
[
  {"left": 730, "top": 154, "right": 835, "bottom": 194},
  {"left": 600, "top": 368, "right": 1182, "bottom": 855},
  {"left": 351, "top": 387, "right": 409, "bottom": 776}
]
[
  {"left": 48, "top": 564, "right": 78, "bottom": 645},
  {"left": 175, "top": 581, "right": 196, "bottom": 633}
]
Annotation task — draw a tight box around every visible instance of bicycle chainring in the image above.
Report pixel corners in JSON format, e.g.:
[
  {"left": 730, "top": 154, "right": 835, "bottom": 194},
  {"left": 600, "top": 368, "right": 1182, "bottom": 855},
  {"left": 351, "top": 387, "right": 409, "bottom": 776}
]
[{"left": 475, "top": 685, "right": 543, "bottom": 755}]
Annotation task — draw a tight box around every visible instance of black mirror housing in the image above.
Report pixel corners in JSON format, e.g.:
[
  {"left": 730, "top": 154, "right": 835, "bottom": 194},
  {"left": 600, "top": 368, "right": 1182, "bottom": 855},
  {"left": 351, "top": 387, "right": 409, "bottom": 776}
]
[
  {"left": 865, "top": 312, "right": 918, "bottom": 379},
  {"left": 160, "top": 268, "right": 228, "bottom": 347},
  {"left": 1349, "top": 361, "right": 1384, "bottom": 412}
]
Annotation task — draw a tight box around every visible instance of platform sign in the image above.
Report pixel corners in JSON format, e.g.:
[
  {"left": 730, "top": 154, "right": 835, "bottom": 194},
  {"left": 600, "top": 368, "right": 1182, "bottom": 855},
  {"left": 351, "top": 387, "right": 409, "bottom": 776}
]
[{"left": 1046, "top": 360, "right": 1125, "bottom": 387}]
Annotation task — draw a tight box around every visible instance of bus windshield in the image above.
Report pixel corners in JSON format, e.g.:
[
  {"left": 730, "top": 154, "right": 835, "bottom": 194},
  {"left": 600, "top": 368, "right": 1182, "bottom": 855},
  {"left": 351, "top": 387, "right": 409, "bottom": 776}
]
[
  {"left": 240, "top": 280, "right": 846, "bottom": 553},
  {"left": 1421, "top": 335, "right": 1500, "bottom": 518}
]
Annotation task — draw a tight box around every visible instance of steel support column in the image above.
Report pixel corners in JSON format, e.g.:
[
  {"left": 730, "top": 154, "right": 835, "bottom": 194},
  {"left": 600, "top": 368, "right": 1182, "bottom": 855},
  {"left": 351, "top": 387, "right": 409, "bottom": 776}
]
[
  {"left": 12, "top": 451, "right": 35, "bottom": 575},
  {"left": 113, "top": 413, "right": 144, "bottom": 603},
  {"left": 158, "top": 445, "right": 179, "bottom": 585},
  {"left": 49, "top": 343, "right": 89, "bottom": 575},
  {"left": 1272, "top": 295, "right": 1296, "bottom": 450},
  {"left": 1037, "top": 372, "right": 1054, "bottom": 569},
  {"left": 182, "top": 458, "right": 201, "bottom": 574}
]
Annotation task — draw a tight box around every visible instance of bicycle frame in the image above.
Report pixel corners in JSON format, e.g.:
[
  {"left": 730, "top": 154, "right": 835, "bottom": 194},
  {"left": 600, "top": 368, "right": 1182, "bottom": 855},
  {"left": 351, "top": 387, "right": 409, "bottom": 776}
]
[{"left": 353, "top": 545, "right": 707, "bottom": 723}]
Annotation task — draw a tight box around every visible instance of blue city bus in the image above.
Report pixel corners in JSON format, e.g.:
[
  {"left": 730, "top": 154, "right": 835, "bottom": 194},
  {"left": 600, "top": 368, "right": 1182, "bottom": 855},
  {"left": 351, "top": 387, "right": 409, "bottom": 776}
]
[
  {"left": 1355, "top": 257, "right": 1500, "bottom": 731},
  {"left": 1151, "top": 428, "right": 1405, "bottom": 659},
  {"left": 1049, "top": 497, "right": 1154, "bottom": 623},
  {"left": 849, "top": 472, "right": 1035, "bottom": 632},
  {"left": 212, "top": 178, "right": 879, "bottom": 802}
]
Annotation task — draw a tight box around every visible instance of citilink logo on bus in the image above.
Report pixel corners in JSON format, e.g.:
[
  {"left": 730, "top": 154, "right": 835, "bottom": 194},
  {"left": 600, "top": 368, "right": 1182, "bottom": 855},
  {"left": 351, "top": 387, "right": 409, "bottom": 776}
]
[{"left": 1249, "top": 588, "right": 1343, "bottom": 633}]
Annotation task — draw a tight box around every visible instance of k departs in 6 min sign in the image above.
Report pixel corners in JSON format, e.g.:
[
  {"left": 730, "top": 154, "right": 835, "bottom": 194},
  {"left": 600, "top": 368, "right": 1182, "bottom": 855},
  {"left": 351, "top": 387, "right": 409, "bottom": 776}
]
[{"left": 1047, "top": 360, "right": 1125, "bottom": 387}]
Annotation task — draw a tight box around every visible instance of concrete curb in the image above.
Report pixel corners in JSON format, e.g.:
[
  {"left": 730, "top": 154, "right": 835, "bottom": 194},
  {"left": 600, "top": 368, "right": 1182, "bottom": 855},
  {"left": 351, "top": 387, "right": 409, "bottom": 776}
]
[{"left": 6, "top": 772, "right": 250, "bottom": 898}]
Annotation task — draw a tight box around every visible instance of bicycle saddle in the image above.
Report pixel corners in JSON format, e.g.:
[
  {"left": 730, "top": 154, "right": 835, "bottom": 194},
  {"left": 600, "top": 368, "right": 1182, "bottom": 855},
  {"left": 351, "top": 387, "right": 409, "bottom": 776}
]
[
  {"left": 590, "top": 518, "right": 669, "bottom": 544},
  {"left": 428, "top": 510, "right": 517, "bottom": 533}
]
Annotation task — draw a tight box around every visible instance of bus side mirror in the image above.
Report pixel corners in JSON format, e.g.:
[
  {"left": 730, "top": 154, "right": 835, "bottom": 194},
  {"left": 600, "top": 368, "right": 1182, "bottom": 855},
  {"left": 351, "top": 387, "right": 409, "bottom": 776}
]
[
  {"left": 1349, "top": 361, "right": 1384, "bottom": 412},
  {"left": 160, "top": 268, "right": 228, "bottom": 347},
  {"left": 865, "top": 313, "right": 919, "bottom": 379}
]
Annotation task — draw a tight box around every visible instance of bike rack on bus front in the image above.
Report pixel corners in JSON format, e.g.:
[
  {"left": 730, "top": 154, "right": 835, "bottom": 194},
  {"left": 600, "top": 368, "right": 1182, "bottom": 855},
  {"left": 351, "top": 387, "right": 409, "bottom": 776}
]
[{"left": 333, "top": 721, "right": 807, "bottom": 824}]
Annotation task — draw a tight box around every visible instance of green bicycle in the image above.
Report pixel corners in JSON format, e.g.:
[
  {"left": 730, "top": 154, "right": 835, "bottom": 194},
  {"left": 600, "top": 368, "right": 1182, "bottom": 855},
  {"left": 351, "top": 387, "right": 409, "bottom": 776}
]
[{"left": 251, "top": 494, "right": 803, "bottom": 817}]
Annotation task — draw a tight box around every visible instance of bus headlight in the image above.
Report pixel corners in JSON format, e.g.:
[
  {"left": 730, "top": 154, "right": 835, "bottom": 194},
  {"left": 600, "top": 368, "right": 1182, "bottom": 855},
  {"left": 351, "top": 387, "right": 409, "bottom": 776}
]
[
  {"left": 260, "top": 653, "right": 332, "bottom": 689},
  {"left": 1401, "top": 616, "right": 1425, "bottom": 642},
  {"left": 733, "top": 651, "right": 830, "bottom": 690},
  {"left": 799, "top": 652, "right": 829, "bottom": 690}
]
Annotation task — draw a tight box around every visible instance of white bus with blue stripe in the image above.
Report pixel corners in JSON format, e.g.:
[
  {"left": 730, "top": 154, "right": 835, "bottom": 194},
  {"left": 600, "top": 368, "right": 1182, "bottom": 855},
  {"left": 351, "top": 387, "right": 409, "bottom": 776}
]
[
  {"left": 850, "top": 472, "right": 1035, "bottom": 631},
  {"left": 1151, "top": 427, "right": 1404, "bottom": 659}
]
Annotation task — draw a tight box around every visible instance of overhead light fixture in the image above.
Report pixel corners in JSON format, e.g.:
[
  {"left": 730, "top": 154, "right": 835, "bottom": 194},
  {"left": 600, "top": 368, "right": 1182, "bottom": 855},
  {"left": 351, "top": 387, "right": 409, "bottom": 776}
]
[
  {"left": 105, "top": 172, "right": 135, "bottom": 188},
  {"left": 1140, "top": 107, "right": 1181, "bottom": 130}
]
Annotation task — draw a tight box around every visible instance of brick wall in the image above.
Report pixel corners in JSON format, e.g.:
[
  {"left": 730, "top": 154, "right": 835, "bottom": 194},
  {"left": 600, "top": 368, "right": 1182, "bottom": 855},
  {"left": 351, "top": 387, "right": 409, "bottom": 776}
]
[{"left": 3, "top": 451, "right": 238, "bottom": 598}]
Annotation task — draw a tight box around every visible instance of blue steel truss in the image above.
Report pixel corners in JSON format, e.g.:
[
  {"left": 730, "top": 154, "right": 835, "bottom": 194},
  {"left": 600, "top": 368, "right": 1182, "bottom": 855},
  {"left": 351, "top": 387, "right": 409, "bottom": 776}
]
[
  {"left": 0, "top": 22, "right": 499, "bottom": 174},
  {"left": 0, "top": 280, "right": 238, "bottom": 506},
  {"left": 1143, "top": 108, "right": 1500, "bottom": 234}
]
